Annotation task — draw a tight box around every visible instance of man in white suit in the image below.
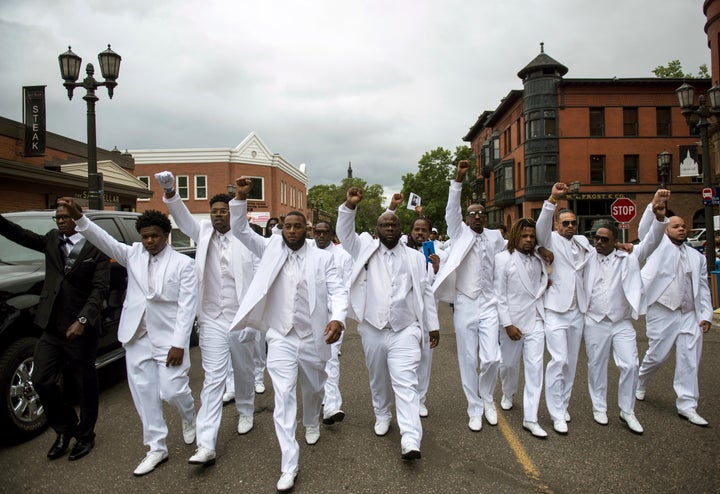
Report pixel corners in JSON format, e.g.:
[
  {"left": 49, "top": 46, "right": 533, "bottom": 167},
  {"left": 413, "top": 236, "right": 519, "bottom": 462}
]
[
  {"left": 313, "top": 220, "right": 353, "bottom": 426},
  {"left": 636, "top": 213, "right": 713, "bottom": 426},
  {"left": 535, "top": 182, "right": 592, "bottom": 435},
  {"left": 155, "top": 171, "right": 260, "bottom": 466},
  {"left": 432, "top": 160, "right": 505, "bottom": 432},
  {"left": 229, "top": 178, "right": 347, "bottom": 492},
  {"left": 580, "top": 190, "right": 669, "bottom": 435},
  {"left": 494, "top": 218, "right": 549, "bottom": 438},
  {"left": 336, "top": 187, "right": 440, "bottom": 461},
  {"left": 59, "top": 199, "right": 197, "bottom": 476}
]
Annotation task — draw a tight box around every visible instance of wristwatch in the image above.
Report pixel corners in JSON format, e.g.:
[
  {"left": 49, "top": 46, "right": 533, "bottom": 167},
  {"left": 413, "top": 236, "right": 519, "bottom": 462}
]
[{"left": 77, "top": 316, "right": 88, "bottom": 325}]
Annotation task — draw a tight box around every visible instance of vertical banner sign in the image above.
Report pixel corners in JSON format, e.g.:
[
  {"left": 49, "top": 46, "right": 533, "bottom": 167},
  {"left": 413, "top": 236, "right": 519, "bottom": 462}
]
[
  {"left": 678, "top": 144, "right": 701, "bottom": 177},
  {"left": 23, "top": 85, "right": 46, "bottom": 157}
]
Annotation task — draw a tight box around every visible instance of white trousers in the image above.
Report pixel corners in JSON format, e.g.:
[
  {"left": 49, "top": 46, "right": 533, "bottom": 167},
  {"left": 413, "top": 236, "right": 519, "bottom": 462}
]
[
  {"left": 453, "top": 295, "right": 500, "bottom": 417},
  {"left": 124, "top": 332, "right": 195, "bottom": 454},
  {"left": 357, "top": 321, "right": 422, "bottom": 450},
  {"left": 266, "top": 327, "right": 327, "bottom": 474},
  {"left": 323, "top": 331, "right": 344, "bottom": 415},
  {"left": 499, "top": 321, "right": 545, "bottom": 422},
  {"left": 544, "top": 308, "right": 584, "bottom": 421},
  {"left": 417, "top": 331, "right": 433, "bottom": 407},
  {"left": 639, "top": 304, "right": 704, "bottom": 413},
  {"left": 584, "top": 317, "right": 638, "bottom": 414},
  {"left": 224, "top": 328, "right": 266, "bottom": 394},
  {"left": 196, "top": 316, "right": 256, "bottom": 450}
]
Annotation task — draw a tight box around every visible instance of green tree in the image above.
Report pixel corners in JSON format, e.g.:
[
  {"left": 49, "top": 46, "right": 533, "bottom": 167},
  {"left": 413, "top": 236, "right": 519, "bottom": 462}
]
[
  {"left": 652, "top": 59, "right": 709, "bottom": 79},
  {"left": 307, "top": 177, "right": 385, "bottom": 235}
]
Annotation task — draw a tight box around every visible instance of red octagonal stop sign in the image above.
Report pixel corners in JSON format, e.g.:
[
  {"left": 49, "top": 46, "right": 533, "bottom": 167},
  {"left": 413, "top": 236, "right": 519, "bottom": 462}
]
[{"left": 611, "top": 198, "right": 637, "bottom": 223}]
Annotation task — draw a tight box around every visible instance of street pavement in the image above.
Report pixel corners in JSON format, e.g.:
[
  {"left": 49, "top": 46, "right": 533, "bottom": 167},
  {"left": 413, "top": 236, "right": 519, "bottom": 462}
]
[{"left": 1, "top": 303, "right": 719, "bottom": 493}]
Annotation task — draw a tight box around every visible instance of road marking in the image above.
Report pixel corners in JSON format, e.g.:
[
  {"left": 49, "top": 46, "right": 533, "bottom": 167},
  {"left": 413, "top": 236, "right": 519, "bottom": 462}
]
[{"left": 497, "top": 412, "right": 553, "bottom": 493}]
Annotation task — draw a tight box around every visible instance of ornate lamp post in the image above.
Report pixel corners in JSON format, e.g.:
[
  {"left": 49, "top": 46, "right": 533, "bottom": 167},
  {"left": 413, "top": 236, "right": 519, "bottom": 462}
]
[
  {"left": 676, "top": 81, "right": 720, "bottom": 273},
  {"left": 657, "top": 151, "right": 672, "bottom": 189},
  {"left": 58, "top": 45, "right": 121, "bottom": 210}
]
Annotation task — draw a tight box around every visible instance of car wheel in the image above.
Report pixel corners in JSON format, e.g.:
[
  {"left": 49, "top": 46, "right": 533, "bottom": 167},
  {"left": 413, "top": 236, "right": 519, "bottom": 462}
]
[{"left": 0, "top": 337, "right": 47, "bottom": 440}]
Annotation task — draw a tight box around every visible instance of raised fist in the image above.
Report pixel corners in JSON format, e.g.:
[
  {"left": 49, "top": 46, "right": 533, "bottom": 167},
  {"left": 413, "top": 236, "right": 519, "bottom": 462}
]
[{"left": 154, "top": 171, "right": 175, "bottom": 190}]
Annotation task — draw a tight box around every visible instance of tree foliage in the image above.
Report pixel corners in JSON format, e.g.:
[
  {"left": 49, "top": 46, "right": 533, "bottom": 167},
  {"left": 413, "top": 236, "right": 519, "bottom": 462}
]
[
  {"left": 307, "top": 177, "right": 385, "bottom": 234},
  {"left": 652, "top": 59, "right": 709, "bottom": 79}
]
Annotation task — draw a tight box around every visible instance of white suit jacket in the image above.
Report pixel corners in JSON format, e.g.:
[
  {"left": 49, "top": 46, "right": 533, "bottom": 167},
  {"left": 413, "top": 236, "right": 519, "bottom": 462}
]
[
  {"left": 163, "top": 194, "right": 259, "bottom": 312},
  {"left": 493, "top": 250, "right": 548, "bottom": 333},
  {"left": 75, "top": 216, "right": 197, "bottom": 349},
  {"left": 432, "top": 181, "right": 506, "bottom": 303},
  {"left": 323, "top": 242, "right": 353, "bottom": 288},
  {"left": 536, "top": 200, "right": 592, "bottom": 313},
  {"left": 335, "top": 204, "right": 440, "bottom": 334},
  {"left": 228, "top": 199, "right": 348, "bottom": 361},
  {"left": 580, "top": 207, "right": 667, "bottom": 320}
]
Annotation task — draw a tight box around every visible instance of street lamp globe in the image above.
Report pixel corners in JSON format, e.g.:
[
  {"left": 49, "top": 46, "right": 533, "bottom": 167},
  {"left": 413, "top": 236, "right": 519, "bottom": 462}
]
[{"left": 676, "top": 82, "right": 695, "bottom": 110}]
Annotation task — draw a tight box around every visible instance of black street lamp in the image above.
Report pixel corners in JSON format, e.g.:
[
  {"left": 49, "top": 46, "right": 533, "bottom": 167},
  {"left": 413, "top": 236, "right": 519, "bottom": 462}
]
[
  {"left": 676, "top": 81, "right": 720, "bottom": 273},
  {"left": 569, "top": 180, "right": 581, "bottom": 214},
  {"left": 657, "top": 151, "right": 672, "bottom": 189},
  {"left": 58, "top": 45, "right": 122, "bottom": 210}
]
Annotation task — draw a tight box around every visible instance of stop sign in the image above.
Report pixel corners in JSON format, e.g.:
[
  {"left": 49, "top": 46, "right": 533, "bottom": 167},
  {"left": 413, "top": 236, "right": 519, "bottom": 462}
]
[{"left": 611, "top": 198, "right": 636, "bottom": 223}]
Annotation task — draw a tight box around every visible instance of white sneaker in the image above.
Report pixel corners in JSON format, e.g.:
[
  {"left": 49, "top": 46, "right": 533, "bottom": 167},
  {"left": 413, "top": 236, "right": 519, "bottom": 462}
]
[
  {"left": 419, "top": 404, "right": 429, "bottom": 418},
  {"left": 237, "top": 415, "right": 254, "bottom": 435},
  {"left": 620, "top": 411, "right": 644, "bottom": 434},
  {"left": 593, "top": 410, "right": 609, "bottom": 425},
  {"left": 254, "top": 382, "right": 266, "bottom": 394},
  {"left": 553, "top": 419, "right": 568, "bottom": 435},
  {"left": 635, "top": 386, "right": 646, "bottom": 401},
  {"left": 222, "top": 392, "right": 235, "bottom": 405},
  {"left": 564, "top": 410, "right": 571, "bottom": 422},
  {"left": 133, "top": 451, "right": 168, "bottom": 476},
  {"left": 374, "top": 418, "right": 391, "bottom": 436},
  {"left": 468, "top": 415, "right": 483, "bottom": 432},
  {"left": 182, "top": 416, "right": 196, "bottom": 445},
  {"left": 678, "top": 409, "right": 709, "bottom": 427},
  {"left": 305, "top": 425, "right": 320, "bottom": 445},
  {"left": 483, "top": 400, "right": 498, "bottom": 425},
  {"left": 188, "top": 446, "right": 216, "bottom": 465},
  {"left": 500, "top": 395, "right": 513, "bottom": 410},
  {"left": 522, "top": 421, "right": 548, "bottom": 438},
  {"left": 276, "top": 472, "right": 297, "bottom": 492}
]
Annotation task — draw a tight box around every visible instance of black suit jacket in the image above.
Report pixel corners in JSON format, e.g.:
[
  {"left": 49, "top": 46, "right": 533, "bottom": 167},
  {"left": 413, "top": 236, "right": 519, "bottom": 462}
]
[{"left": 0, "top": 215, "right": 109, "bottom": 334}]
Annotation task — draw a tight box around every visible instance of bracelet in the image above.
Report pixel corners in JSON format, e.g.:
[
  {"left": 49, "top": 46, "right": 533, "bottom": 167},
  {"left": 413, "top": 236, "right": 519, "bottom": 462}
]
[{"left": 548, "top": 196, "right": 557, "bottom": 204}]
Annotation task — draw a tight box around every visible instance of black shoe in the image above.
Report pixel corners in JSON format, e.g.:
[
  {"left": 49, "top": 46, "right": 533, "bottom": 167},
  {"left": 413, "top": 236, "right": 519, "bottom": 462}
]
[
  {"left": 68, "top": 439, "right": 95, "bottom": 461},
  {"left": 47, "top": 434, "right": 72, "bottom": 460},
  {"left": 401, "top": 448, "right": 422, "bottom": 460}
]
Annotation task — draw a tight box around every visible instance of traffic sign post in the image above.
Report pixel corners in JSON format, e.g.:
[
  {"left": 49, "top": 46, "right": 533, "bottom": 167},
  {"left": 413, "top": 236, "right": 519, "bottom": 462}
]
[{"left": 611, "top": 198, "right": 637, "bottom": 243}]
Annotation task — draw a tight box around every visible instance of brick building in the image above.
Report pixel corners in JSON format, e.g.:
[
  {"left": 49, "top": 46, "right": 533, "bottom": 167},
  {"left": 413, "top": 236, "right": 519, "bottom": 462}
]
[
  {"left": 129, "top": 132, "right": 308, "bottom": 243},
  {"left": 463, "top": 47, "right": 714, "bottom": 241}
]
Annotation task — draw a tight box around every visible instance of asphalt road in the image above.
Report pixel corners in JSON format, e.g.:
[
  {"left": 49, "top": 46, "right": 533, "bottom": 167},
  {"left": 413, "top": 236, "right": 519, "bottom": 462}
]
[{"left": 1, "top": 303, "right": 718, "bottom": 493}]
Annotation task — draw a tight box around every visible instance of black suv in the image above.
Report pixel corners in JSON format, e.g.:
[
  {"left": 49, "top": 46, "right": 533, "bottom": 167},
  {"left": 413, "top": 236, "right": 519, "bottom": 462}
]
[{"left": 0, "top": 210, "right": 195, "bottom": 440}]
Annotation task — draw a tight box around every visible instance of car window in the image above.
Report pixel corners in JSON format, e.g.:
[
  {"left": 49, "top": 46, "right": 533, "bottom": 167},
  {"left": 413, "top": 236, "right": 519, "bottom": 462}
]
[
  {"left": 92, "top": 218, "right": 124, "bottom": 243},
  {"left": 120, "top": 217, "right": 141, "bottom": 244},
  {"left": 0, "top": 215, "right": 56, "bottom": 263}
]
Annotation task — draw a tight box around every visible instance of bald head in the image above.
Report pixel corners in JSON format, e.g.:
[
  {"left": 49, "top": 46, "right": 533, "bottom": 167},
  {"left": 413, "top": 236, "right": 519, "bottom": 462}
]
[
  {"left": 665, "top": 216, "right": 687, "bottom": 245},
  {"left": 377, "top": 212, "right": 401, "bottom": 249}
]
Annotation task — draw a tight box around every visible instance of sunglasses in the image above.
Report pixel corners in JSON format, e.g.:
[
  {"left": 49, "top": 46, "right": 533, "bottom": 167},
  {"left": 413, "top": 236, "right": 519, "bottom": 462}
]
[
  {"left": 593, "top": 235, "right": 612, "bottom": 243},
  {"left": 561, "top": 220, "right": 578, "bottom": 227},
  {"left": 466, "top": 211, "right": 486, "bottom": 218}
]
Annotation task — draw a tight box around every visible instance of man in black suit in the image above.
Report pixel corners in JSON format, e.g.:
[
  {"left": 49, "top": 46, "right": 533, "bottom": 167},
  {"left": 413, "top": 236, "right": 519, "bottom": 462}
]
[{"left": 0, "top": 204, "right": 109, "bottom": 461}]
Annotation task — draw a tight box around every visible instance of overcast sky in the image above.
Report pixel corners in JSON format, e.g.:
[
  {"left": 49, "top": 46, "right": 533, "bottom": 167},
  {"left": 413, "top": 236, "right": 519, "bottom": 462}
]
[{"left": 0, "top": 1, "right": 711, "bottom": 197}]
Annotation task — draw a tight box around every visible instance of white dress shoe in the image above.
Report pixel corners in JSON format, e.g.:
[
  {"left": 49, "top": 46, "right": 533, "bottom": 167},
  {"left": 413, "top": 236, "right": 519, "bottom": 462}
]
[
  {"left": 678, "top": 409, "right": 709, "bottom": 427},
  {"left": 305, "top": 425, "right": 320, "bottom": 445},
  {"left": 468, "top": 415, "right": 483, "bottom": 432},
  {"left": 500, "top": 395, "right": 513, "bottom": 411},
  {"left": 564, "top": 411, "right": 571, "bottom": 422},
  {"left": 188, "top": 446, "right": 216, "bottom": 465},
  {"left": 276, "top": 471, "right": 297, "bottom": 492},
  {"left": 593, "top": 410, "right": 609, "bottom": 425},
  {"left": 222, "top": 392, "right": 235, "bottom": 405},
  {"left": 635, "top": 386, "right": 646, "bottom": 401},
  {"left": 483, "top": 400, "right": 498, "bottom": 426},
  {"left": 133, "top": 451, "right": 168, "bottom": 476},
  {"left": 322, "top": 409, "right": 345, "bottom": 425},
  {"left": 254, "top": 382, "right": 266, "bottom": 394},
  {"left": 522, "top": 421, "right": 548, "bottom": 438},
  {"left": 553, "top": 419, "right": 568, "bottom": 435},
  {"left": 401, "top": 445, "right": 421, "bottom": 460},
  {"left": 419, "top": 404, "right": 429, "bottom": 418},
  {"left": 237, "top": 415, "right": 254, "bottom": 435},
  {"left": 620, "top": 411, "right": 644, "bottom": 434},
  {"left": 374, "top": 418, "right": 391, "bottom": 436},
  {"left": 182, "top": 416, "right": 196, "bottom": 445}
]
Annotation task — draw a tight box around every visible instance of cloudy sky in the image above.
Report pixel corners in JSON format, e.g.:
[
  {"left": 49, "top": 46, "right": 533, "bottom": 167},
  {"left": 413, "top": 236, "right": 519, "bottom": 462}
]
[{"left": 0, "top": 1, "right": 710, "bottom": 196}]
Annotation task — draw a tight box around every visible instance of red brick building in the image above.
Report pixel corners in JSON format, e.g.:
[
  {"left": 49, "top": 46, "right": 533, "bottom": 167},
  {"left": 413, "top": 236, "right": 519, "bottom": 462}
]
[{"left": 463, "top": 48, "right": 714, "bottom": 241}]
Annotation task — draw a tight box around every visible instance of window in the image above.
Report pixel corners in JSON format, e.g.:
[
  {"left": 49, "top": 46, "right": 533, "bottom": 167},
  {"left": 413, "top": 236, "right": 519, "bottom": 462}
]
[
  {"left": 656, "top": 107, "right": 671, "bottom": 136},
  {"left": 590, "top": 155, "right": 605, "bottom": 184},
  {"left": 137, "top": 176, "right": 150, "bottom": 201},
  {"left": 494, "top": 162, "right": 514, "bottom": 194},
  {"left": 589, "top": 108, "right": 605, "bottom": 137},
  {"left": 623, "top": 107, "right": 638, "bottom": 136},
  {"left": 492, "top": 134, "right": 500, "bottom": 161},
  {"left": 543, "top": 111, "right": 556, "bottom": 136},
  {"left": 525, "top": 110, "right": 555, "bottom": 138},
  {"left": 624, "top": 155, "right": 639, "bottom": 183},
  {"left": 177, "top": 175, "right": 189, "bottom": 200},
  {"left": 194, "top": 175, "right": 207, "bottom": 200},
  {"left": 525, "top": 156, "right": 557, "bottom": 186},
  {"left": 246, "top": 177, "right": 264, "bottom": 201}
]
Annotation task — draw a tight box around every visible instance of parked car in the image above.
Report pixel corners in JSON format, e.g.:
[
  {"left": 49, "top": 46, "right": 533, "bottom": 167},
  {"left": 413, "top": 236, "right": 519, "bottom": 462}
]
[
  {"left": 0, "top": 210, "right": 196, "bottom": 440},
  {"left": 686, "top": 228, "right": 706, "bottom": 252}
]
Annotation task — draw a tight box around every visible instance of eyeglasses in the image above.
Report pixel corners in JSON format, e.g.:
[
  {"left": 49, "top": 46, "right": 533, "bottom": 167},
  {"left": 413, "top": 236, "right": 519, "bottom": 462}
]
[
  {"left": 52, "top": 215, "right": 72, "bottom": 222},
  {"left": 593, "top": 235, "right": 612, "bottom": 243},
  {"left": 465, "top": 211, "right": 486, "bottom": 218},
  {"left": 378, "top": 222, "right": 399, "bottom": 229},
  {"left": 210, "top": 208, "right": 229, "bottom": 215},
  {"left": 561, "top": 220, "right": 578, "bottom": 227}
]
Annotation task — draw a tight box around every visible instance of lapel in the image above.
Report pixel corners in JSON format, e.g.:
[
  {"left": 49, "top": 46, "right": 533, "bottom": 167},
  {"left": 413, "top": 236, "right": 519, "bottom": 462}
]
[
  {"left": 139, "top": 248, "right": 150, "bottom": 293},
  {"left": 303, "top": 247, "right": 317, "bottom": 313},
  {"left": 512, "top": 251, "right": 534, "bottom": 295},
  {"left": 64, "top": 239, "right": 91, "bottom": 275}
]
